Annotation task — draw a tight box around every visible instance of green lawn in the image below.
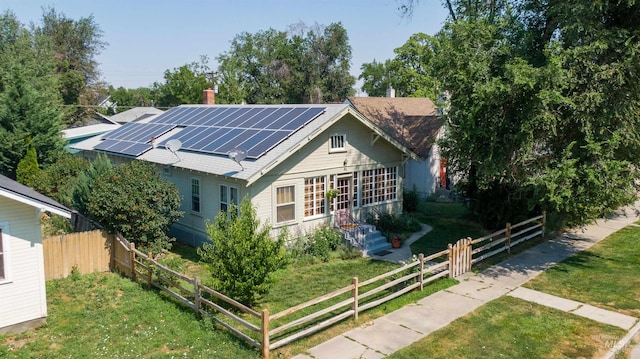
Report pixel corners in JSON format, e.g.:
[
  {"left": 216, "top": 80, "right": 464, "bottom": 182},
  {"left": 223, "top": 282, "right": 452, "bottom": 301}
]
[
  {"left": 0, "top": 272, "right": 261, "bottom": 358},
  {"left": 388, "top": 296, "right": 625, "bottom": 359},
  {"left": 525, "top": 225, "right": 640, "bottom": 317},
  {"left": 409, "top": 201, "right": 489, "bottom": 256}
]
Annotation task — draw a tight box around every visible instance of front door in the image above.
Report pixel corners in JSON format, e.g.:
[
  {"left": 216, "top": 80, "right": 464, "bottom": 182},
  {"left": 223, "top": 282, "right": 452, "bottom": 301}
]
[{"left": 335, "top": 176, "right": 352, "bottom": 211}]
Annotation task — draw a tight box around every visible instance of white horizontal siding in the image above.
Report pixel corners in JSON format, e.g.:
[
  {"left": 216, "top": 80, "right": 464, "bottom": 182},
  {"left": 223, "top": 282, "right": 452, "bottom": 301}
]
[{"left": 0, "top": 198, "right": 47, "bottom": 330}]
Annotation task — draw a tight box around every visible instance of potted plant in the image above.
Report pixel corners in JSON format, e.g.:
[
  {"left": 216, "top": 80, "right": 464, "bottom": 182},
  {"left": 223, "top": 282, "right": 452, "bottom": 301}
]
[
  {"left": 326, "top": 188, "right": 340, "bottom": 199},
  {"left": 391, "top": 235, "right": 402, "bottom": 248}
]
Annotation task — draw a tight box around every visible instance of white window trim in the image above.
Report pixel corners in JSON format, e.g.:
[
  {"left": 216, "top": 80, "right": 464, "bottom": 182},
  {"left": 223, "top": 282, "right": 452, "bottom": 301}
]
[
  {"left": 0, "top": 222, "right": 13, "bottom": 284},
  {"left": 360, "top": 167, "right": 398, "bottom": 207},
  {"left": 329, "top": 133, "right": 347, "bottom": 153},
  {"left": 304, "top": 176, "right": 327, "bottom": 220},
  {"left": 191, "top": 177, "right": 201, "bottom": 214},
  {"left": 220, "top": 184, "right": 239, "bottom": 212},
  {"left": 274, "top": 183, "right": 296, "bottom": 225}
]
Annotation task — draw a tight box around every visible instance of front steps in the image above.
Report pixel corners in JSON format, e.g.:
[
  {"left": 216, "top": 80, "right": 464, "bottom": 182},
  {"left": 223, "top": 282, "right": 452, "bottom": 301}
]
[{"left": 339, "top": 223, "right": 390, "bottom": 256}]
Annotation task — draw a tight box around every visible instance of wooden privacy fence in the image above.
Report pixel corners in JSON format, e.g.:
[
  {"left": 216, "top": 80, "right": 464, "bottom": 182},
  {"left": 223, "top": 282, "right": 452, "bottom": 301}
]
[
  {"left": 106, "top": 213, "right": 545, "bottom": 359},
  {"left": 43, "top": 230, "right": 114, "bottom": 280}
]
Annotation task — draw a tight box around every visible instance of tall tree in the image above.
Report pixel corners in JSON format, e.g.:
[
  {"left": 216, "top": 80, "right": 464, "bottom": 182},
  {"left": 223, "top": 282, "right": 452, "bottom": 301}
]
[
  {"left": 405, "top": 0, "right": 640, "bottom": 227},
  {"left": 216, "top": 22, "right": 355, "bottom": 104},
  {"left": 153, "top": 56, "right": 211, "bottom": 107},
  {"left": 34, "top": 7, "right": 107, "bottom": 126},
  {"left": 0, "top": 11, "right": 65, "bottom": 179},
  {"left": 359, "top": 33, "right": 440, "bottom": 98}
]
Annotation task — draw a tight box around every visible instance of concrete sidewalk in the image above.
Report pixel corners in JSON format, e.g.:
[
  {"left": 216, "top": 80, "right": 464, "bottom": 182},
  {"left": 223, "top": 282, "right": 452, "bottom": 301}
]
[{"left": 293, "top": 203, "right": 640, "bottom": 359}]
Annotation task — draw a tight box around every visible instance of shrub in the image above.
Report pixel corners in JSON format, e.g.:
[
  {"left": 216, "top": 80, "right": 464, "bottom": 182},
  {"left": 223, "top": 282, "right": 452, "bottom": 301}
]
[
  {"left": 198, "top": 196, "right": 289, "bottom": 307},
  {"left": 403, "top": 186, "right": 420, "bottom": 212}
]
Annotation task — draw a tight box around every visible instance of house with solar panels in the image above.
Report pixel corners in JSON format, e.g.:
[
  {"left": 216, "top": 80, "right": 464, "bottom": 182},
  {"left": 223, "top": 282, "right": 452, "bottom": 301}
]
[{"left": 72, "top": 103, "right": 419, "bottom": 253}]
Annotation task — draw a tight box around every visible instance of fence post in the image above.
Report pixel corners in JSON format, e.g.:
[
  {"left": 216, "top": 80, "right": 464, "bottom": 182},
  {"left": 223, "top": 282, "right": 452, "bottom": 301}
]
[
  {"left": 465, "top": 237, "right": 472, "bottom": 272},
  {"left": 261, "top": 309, "right": 270, "bottom": 359},
  {"left": 542, "top": 211, "right": 547, "bottom": 237},
  {"left": 506, "top": 223, "right": 512, "bottom": 254},
  {"left": 448, "top": 243, "right": 454, "bottom": 278},
  {"left": 194, "top": 276, "right": 201, "bottom": 317},
  {"left": 147, "top": 252, "right": 153, "bottom": 288},
  {"left": 352, "top": 277, "right": 359, "bottom": 321},
  {"left": 129, "top": 243, "right": 136, "bottom": 281},
  {"left": 419, "top": 253, "right": 424, "bottom": 291}
]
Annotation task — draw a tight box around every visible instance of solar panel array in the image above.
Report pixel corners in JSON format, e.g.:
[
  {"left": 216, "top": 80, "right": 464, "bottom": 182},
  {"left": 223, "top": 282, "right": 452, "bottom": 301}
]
[{"left": 94, "top": 106, "right": 326, "bottom": 159}]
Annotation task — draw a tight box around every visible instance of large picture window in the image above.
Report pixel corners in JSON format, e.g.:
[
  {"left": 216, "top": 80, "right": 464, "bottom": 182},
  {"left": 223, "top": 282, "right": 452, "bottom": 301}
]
[
  {"left": 361, "top": 167, "right": 397, "bottom": 206},
  {"left": 276, "top": 185, "right": 295, "bottom": 223},
  {"left": 304, "top": 176, "right": 326, "bottom": 218}
]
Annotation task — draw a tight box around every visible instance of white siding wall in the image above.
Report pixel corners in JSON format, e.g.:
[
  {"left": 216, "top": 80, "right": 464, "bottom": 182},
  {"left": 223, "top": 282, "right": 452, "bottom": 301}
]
[
  {"left": 0, "top": 197, "right": 47, "bottom": 330},
  {"left": 404, "top": 143, "right": 441, "bottom": 198}
]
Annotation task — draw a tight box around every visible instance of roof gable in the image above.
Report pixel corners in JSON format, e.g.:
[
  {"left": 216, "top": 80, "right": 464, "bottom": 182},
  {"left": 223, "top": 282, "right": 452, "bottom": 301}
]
[
  {"left": 346, "top": 97, "right": 444, "bottom": 158},
  {"left": 0, "top": 175, "right": 71, "bottom": 218}
]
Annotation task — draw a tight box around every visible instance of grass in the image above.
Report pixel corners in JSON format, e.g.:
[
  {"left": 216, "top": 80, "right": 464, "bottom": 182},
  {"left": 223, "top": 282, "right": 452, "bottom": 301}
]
[
  {"left": 388, "top": 296, "right": 625, "bottom": 359},
  {"left": 409, "top": 201, "right": 489, "bottom": 256},
  {"left": 524, "top": 225, "right": 640, "bottom": 317},
  {"left": 0, "top": 272, "right": 261, "bottom": 358}
]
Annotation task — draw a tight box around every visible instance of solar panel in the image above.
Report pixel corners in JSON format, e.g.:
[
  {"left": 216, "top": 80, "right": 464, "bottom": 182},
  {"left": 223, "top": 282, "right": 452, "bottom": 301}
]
[{"left": 99, "top": 105, "right": 326, "bottom": 160}]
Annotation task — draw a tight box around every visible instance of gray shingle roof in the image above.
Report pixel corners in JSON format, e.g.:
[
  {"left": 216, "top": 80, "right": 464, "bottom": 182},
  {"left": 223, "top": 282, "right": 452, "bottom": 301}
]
[{"left": 0, "top": 174, "right": 71, "bottom": 217}]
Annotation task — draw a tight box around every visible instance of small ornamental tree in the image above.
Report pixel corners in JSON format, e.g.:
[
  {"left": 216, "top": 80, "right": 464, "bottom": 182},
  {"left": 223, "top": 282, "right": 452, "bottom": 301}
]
[
  {"left": 86, "top": 160, "right": 183, "bottom": 254},
  {"left": 198, "top": 196, "right": 289, "bottom": 307},
  {"left": 16, "top": 146, "right": 41, "bottom": 188}
]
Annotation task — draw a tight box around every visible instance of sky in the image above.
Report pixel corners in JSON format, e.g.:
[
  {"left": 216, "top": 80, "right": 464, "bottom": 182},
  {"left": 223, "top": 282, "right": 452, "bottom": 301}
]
[{"left": 3, "top": 0, "right": 448, "bottom": 92}]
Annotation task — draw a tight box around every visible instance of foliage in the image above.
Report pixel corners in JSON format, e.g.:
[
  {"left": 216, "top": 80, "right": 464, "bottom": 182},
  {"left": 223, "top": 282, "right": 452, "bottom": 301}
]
[
  {"left": 0, "top": 11, "right": 65, "bottom": 179},
  {"left": 41, "top": 212, "right": 73, "bottom": 236},
  {"left": 71, "top": 153, "right": 112, "bottom": 213},
  {"left": 34, "top": 7, "right": 107, "bottom": 126},
  {"left": 216, "top": 22, "right": 355, "bottom": 104},
  {"left": 153, "top": 55, "right": 211, "bottom": 107},
  {"left": 33, "top": 153, "right": 90, "bottom": 207},
  {"left": 397, "top": 0, "right": 640, "bottom": 228},
  {"left": 402, "top": 186, "right": 420, "bottom": 213},
  {"left": 198, "top": 196, "right": 289, "bottom": 306},
  {"left": 365, "top": 211, "right": 421, "bottom": 239},
  {"left": 288, "top": 224, "right": 344, "bottom": 262},
  {"left": 107, "top": 85, "right": 155, "bottom": 108},
  {"left": 359, "top": 33, "right": 440, "bottom": 99},
  {"left": 16, "top": 146, "right": 41, "bottom": 187},
  {"left": 86, "top": 160, "right": 183, "bottom": 254}
]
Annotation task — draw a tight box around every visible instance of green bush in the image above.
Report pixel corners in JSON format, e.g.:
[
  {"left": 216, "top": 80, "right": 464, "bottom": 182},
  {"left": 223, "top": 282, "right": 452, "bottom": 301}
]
[
  {"left": 198, "top": 196, "right": 289, "bottom": 307},
  {"left": 403, "top": 186, "right": 420, "bottom": 212},
  {"left": 288, "top": 224, "right": 344, "bottom": 262}
]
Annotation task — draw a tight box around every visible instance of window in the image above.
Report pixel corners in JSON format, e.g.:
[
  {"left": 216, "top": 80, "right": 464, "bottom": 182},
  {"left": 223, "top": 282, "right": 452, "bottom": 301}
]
[
  {"left": 0, "top": 229, "right": 5, "bottom": 281},
  {"left": 304, "top": 176, "right": 326, "bottom": 218},
  {"left": 0, "top": 223, "right": 10, "bottom": 282},
  {"left": 329, "top": 134, "right": 346, "bottom": 152},
  {"left": 191, "top": 178, "right": 200, "bottom": 213},
  {"left": 221, "top": 185, "right": 239, "bottom": 212},
  {"left": 276, "top": 185, "right": 295, "bottom": 223},
  {"left": 360, "top": 167, "right": 397, "bottom": 206}
]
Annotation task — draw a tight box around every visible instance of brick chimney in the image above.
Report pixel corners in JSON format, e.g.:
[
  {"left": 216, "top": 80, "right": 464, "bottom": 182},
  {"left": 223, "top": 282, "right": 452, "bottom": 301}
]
[{"left": 203, "top": 88, "right": 215, "bottom": 105}]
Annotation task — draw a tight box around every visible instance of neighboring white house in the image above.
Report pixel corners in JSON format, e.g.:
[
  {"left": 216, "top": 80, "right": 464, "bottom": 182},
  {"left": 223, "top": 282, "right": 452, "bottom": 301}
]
[
  {"left": 346, "top": 95, "right": 446, "bottom": 198},
  {"left": 0, "top": 175, "right": 71, "bottom": 334},
  {"left": 72, "top": 103, "right": 419, "bottom": 252}
]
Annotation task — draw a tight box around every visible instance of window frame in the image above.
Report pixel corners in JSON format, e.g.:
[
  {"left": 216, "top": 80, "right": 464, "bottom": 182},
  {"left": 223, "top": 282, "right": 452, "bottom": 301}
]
[
  {"left": 328, "top": 133, "right": 347, "bottom": 153},
  {"left": 304, "top": 176, "right": 326, "bottom": 219},
  {"left": 0, "top": 222, "right": 12, "bottom": 284},
  {"left": 275, "top": 184, "right": 296, "bottom": 224},
  {"left": 220, "top": 184, "right": 239, "bottom": 213},
  {"left": 191, "top": 177, "right": 201, "bottom": 213},
  {"left": 360, "top": 167, "right": 397, "bottom": 207}
]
